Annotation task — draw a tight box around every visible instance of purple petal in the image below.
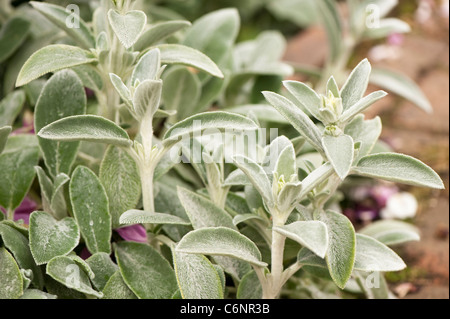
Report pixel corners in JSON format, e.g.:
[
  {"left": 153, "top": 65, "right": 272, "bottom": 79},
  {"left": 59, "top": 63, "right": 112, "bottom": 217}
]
[
  {"left": 387, "top": 33, "right": 405, "bottom": 46},
  {"left": 80, "top": 247, "right": 92, "bottom": 260},
  {"left": 116, "top": 224, "right": 148, "bottom": 243},
  {"left": 371, "top": 185, "right": 398, "bottom": 207}
]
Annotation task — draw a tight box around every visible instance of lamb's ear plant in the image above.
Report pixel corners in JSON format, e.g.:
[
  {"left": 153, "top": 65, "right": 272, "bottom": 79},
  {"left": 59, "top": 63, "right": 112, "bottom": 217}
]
[{"left": 0, "top": 0, "right": 445, "bottom": 300}]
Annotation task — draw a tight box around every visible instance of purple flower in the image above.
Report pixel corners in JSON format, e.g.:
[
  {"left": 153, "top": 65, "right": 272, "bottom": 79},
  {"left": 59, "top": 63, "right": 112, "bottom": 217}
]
[
  {"left": 354, "top": 205, "right": 379, "bottom": 223},
  {"left": 371, "top": 185, "right": 398, "bottom": 208},
  {"left": 80, "top": 247, "right": 92, "bottom": 260},
  {"left": 11, "top": 111, "right": 35, "bottom": 136},
  {"left": 387, "top": 33, "right": 405, "bottom": 46},
  {"left": 115, "top": 224, "right": 148, "bottom": 243},
  {"left": 1, "top": 196, "right": 37, "bottom": 224}
]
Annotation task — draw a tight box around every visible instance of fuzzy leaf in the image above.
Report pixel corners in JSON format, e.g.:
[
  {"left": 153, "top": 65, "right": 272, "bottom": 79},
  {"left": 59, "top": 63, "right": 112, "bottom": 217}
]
[
  {"left": 0, "top": 90, "right": 26, "bottom": 127},
  {"left": 30, "top": 1, "right": 95, "bottom": 49},
  {"left": 340, "top": 91, "right": 387, "bottom": 123},
  {"left": 0, "top": 126, "right": 11, "bottom": 154},
  {"left": 318, "top": 210, "right": 356, "bottom": 289},
  {"left": 173, "top": 251, "right": 224, "bottom": 299},
  {"left": 35, "top": 70, "right": 86, "bottom": 177},
  {"left": 38, "top": 115, "right": 132, "bottom": 147},
  {"left": 283, "top": 80, "right": 322, "bottom": 121},
  {"left": 133, "top": 79, "right": 162, "bottom": 119},
  {"left": 353, "top": 153, "right": 444, "bottom": 189},
  {"left": 102, "top": 271, "right": 137, "bottom": 299},
  {"left": 99, "top": 146, "right": 141, "bottom": 228},
  {"left": 109, "top": 73, "right": 132, "bottom": 107},
  {"left": 20, "top": 289, "right": 57, "bottom": 299},
  {"left": 16, "top": 45, "right": 97, "bottom": 87},
  {"left": 354, "top": 234, "right": 406, "bottom": 272},
  {"left": 176, "top": 227, "right": 267, "bottom": 267},
  {"left": 274, "top": 221, "right": 329, "bottom": 258},
  {"left": 0, "top": 17, "right": 31, "bottom": 63},
  {"left": 29, "top": 211, "right": 80, "bottom": 265},
  {"left": 359, "top": 220, "right": 420, "bottom": 246},
  {"left": 275, "top": 144, "right": 297, "bottom": 179},
  {"left": 115, "top": 241, "right": 177, "bottom": 299},
  {"left": 340, "top": 59, "right": 372, "bottom": 110},
  {"left": 0, "top": 247, "right": 23, "bottom": 299},
  {"left": 344, "top": 115, "right": 382, "bottom": 160},
  {"left": 108, "top": 9, "right": 146, "bottom": 49},
  {"left": 237, "top": 271, "right": 263, "bottom": 299},
  {"left": 131, "top": 48, "right": 161, "bottom": 85},
  {"left": 158, "top": 44, "right": 224, "bottom": 78},
  {"left": 134, "top": 20, "right": 191, "bottom": 51},
  {"left": 70, "top": 166, "right": 111, "bottom": 254},
  {"left": 322, "top": 134, "right": 354, "bottom": 180},
  {"left": 86, "top": 252, "right": 118, "bottom": 291},
  {"left": 119, "top": 210, "right": 190, "bottom": 226}
]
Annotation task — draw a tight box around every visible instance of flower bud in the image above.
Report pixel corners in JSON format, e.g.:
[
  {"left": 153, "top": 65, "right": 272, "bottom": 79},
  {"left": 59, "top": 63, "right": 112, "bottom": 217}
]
[{"left": 319, "top": 90, "right": 343, "bottom": 125}]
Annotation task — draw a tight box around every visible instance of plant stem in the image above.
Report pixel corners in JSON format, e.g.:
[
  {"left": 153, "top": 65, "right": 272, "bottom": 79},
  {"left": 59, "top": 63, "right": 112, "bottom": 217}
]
[
  {"left": 139, "top": 164, "right": 155, "bottom": 214},
  {"left": 6, "top": 208, "right": 14, "bottom": 221},
  {"left": 265, "top": 229, "right": 286, "bottom": 299}
]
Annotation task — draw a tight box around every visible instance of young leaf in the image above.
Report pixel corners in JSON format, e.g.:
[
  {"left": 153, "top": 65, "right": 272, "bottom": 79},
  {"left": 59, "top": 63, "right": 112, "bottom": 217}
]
[
  {"left": 86, "top": 252, "right": 118, "bottom": 291},
  {"left": 16, "top": 45, "right": 97, "bottom": 87},
  {"left": 359, "top": 220, "right": 420, "bottom": 246},
  {"left": 344, "top": 115, "right": 382, "bottom": 160},
  {"left": 318, "top": 210, "right": 356, "bottom": 289},
  {"left": 35, "top": 69, "right": 86, "bottom": 177},
  {"left": 30, "top": 1, "right": 95, "bottom": 49},
  {"left": 163, "top": 111, "right": 258, "bottom": 143},
  {"left": 322, "top": 134, "right": 354, "bottom": 180},
  {"left": 99, "top": 146, "right": 141, "bottom": 228},
  {"left": 119, "top": 210, "right": 191, "bottom": 226},
  {"left": 157, "top": 44, "right": 224, "bottom": 78},
  {"left": 0, "top": 90, "right": 26, "bottom": 127},
  {"left": 131, "top": 48, "right": 161, "bottom": 85},
  {"left": 0, "top": 142, "right": 39, "bottom": 211},
  {"left": 353, "top": 234, "right": 406, "bottom": 272},
  {"left": 283, "top": 80, "right": 322, "bottom": 121},
  {"left": 352, "top": 153, "right": 444, "bottom": 189},
  {"left": 29, "top": 211, "right": 80, "bottom": 265},
  {"left": 109, "top": 73, "right": 132, "bottom": 107},
  {"left": 340, "top": 59, "right": 372, "bottom": 111},
  {"left": 340, "top": 91, "right": 387, "bottom": 123},
  {"left": 233, "top": 155, "right": 273, "bottom": 205},
  {"left": 46, "top": 256, "right": 103, "bottom": 298},
  {"left": 363, "top": 18, "right": 411, "bottom": 39},
  {"left": 50, "top": 173, "right": 70, "bottom": 220},
  {"left": 177, "top": 187, "right": 235, "bottom": 229},
  {"left": 273, "top": 221, "right": 329, "bottom": 258},
  {"left": 0, "top": 247, "right": 23, "bottom": 299},
  {"left": 134, "top": 20, "right": 191, "bottom": 51},
  {"left": 176, "top": 227, "right": 267, "bottom": 267},
  {"left": 263, "top": 91, "right": 324, "bottom": 153},
  {"left": 115, "top": 241, "right": 177, "bottom": 299},
  {"left": 299, "top": 163, "right": 334, "bottom": 198},
  {"left": 70, "top": 166, "right": 112, "bottom": 254},
  {"left": 237, "top": 271, "right": 263, "bottom": 299},
  {"left": 275, "top": 144, "right": 297, "bottom": 179},
  {"left": 133, "top": 79, "right": 163, "bottom": 119},
  {"left": 38, "top": 115, "right": 132, "bottom": 147},
  {"left": 0, "top": 126, "right": 11, "bottom": 154},
  {"left": 108, "top": 9, "right": 147, "bottom": 49},
  {"left": 370, "top": 67, "right": 432, "bottom": 113},
  {"left": 173, "top": 251, "right": 224, "bottom": 299},
  {"left": 102, "top": 271, "right": 137, "bottom": 299}
]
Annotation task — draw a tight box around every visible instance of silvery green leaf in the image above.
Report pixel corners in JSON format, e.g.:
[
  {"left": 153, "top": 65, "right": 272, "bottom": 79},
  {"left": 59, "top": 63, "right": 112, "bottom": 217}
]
[
  {"left": 233, "top": 155, "right": 273, "bottom": 205},
  {"left": 0, "top": 223, "right": 44, "bottom": 289},
  {"left": 263, "top": 91, "right": 323, "bottom": 153},
  {"left": 327, "top": 76, "right": 340, "bottom": 97},
  {"left": 223, "top": 169, "right": 251, "bottom": 186},
  {"left": 353, "top": 153, "right": 444, "bottom": 189},
  {"left": 70, "top": 166, "right": 111, "bottom": 254},
  {"left": 318, "top": 210, "right": 356, "bottom": 289},
  {"left": 370, "top": 68, "right": 432, "bottom": 113},
  {"left": 177, "top": 187, "right": 235, "bottom": 229},
  {"left": 20, "top": 289, "right": 57, "bottom": 299},
  {"left": 72, "top": 65, "right": 103, "bottom": 92},
  {"left": 163, "top": 111, "right": 258, "bottom": 143},
  {"left": 354, "top": 270, "right": 390, "bottom": 299},
  {"left": 236, "top": 270, "right": 262, "bottom": 299},
  {"left": 134, "top": 20, "right": 191, "bottom": 51},
  {"left": 262, "top": 136, "right": 292, "bottom": 174},
  {"left": 232, "top": 214, "right": 266, "bottom": 227},
  {"left": 162, "top": 66, "right": 201, "bottom": 121},
  {"left": 297, "top": 247, "right": 327, "bottom": 268},
  {"left": 102, "top": 271, "right": 137, "bottom": 299},
  {"left": 364, "top": 18, "right": 410, "bottom": 39},
  {"left": 16, "top": 45, "right": 97, "bottom": 87},
  {"left": 99, "top": 146, "right": 141, "bottom": 228},
  {"left": 115, "top": 241, "right": 177, "bottom": 299},
  {"left": 35, "top": 70, "right": 86, "bottom": 177},
  {"left": 38, "top": 115, "right": 132, "bottom": 147},
  {"left": 340, "top": 91, "right": 387, "bottom": 123},
  {"left": 30, "top": 1, "right": 95, "bottom": 49},
  {"left": 0, "top": 140, "right": 39, "bottom": 211},
  {"left": 322, "top": 134, "right": 354, "bottom": 180},
  {"left": 225, "top": 192, "right": 253, "bottom": 216},
  {"left": 359, "top": 220, "right": 420, "bottom": 246},
  {"left": 176, "top": 227, "right": 267, "bottom": 267},
  {"left": 283, "top": 80, "right": 322, "bottom": 121},
  {"left": 154, "top": 109, "right": 177, "bottom": 119},
  {"left": 96, "top": 31, "right": 108, "bottom": 51},
  {"left": 46, "top": 256, "right": 102, "bottom": 298},
  {"left": 0, "top": 90, "right": 26, "bottom": 127},
  {"left": 354, "top": 234, "right": 406, "bottom": 272},
  {"left": 108, "top": 9, "right": 147, "bottom": 49},
  {"left": 109, "top": 73, "right": 132, "bottom": 108},
  {"left": 274, "top": 221, "right": 329, "bottom": 258},
  {"left": 345, "top": 115, "right": 382, "bottom": 161},
  {"left": 183, "top": 8, "right": 240, "bottom": 71},
  {"left": 0, "top": 17, "right": 31, "bottom": 63},
  {"left": 0, "top": 247, "right": 23, "bottom": 299},
  {"left": 267, "top": 0, "right": 317, "bottom": 27},
  {"left": 133, "top": 79, "right": 162, "bottom": 119},
  {"left": 119, "top": 210, "right": 190, "bottom": 226},
  {"left": 0, "top": 126, "right": 11, "bottom": 154},
  {"left": 173, "top": 251, "right": 224, "bottom": 299},
  {"left": 86, "top": 252, "right": 118, "bottom": 291},
  {"left": 340, "top": 59, "right": 372, "bottom": 111},
  {"left": 29, "top": 211, "right": 80, "bottom": 265},
  {"left": 277, "top": 181, "right": 303, "bottom": 212},
  {"left": 225, "top": 104, "right": 289, "bottom": 124},
  {"left": 131, "top": 49, "right": 161, "bottom": 85},
  {"left": 195, "top": 76, "right": 227, "bottom": 114},
  {"left": 275, "top": 144, "right": 297, "bottom": 179},
  {"left": 157, "top": 44, "right": 224, "bottom": 78},
  {"left": 314, "top": 0, "right": 342, "bottom": 62},
  {"left": 50, "top": 173, "right": 70, "bottom": 220}
]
